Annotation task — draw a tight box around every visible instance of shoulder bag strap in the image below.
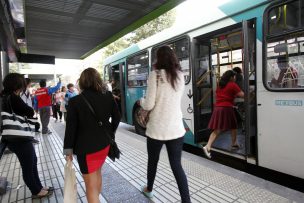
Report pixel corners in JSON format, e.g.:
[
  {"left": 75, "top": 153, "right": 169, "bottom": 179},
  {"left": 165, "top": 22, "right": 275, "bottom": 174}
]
[
  {"left": 80, "top": 94, "right": 114, "bottom": 143},
  {"left": 7, "top": 95, "right": 14, "bottom": 114}
]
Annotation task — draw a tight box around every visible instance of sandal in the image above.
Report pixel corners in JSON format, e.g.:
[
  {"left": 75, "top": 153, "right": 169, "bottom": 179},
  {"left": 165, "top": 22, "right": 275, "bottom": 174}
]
[
  {"left": 32, "top": 190, "right": 53, "bottom": 199},
  {"left": 231, "top": 144, "right": 241, "bottom": 150},
  {"left": 199, "top": 144, "right": 211, "bottom": 159}
]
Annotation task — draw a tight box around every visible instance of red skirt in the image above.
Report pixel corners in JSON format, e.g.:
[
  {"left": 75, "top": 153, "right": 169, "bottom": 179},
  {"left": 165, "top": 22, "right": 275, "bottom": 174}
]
[
  {"left": 208, "top": 106, "right": 237, "bottom": 131},
  {"left": 77, "top": 145, "right": 110, "bottom": 174}
]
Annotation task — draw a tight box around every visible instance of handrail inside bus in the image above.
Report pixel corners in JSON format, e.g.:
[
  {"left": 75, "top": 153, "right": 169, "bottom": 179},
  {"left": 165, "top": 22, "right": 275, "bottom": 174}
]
[
  {"left": 197, "top": 88, "right": 212, "bottom": 106},
  {"left": 196, "top": 70, "right": 211, "bottom": 87}
]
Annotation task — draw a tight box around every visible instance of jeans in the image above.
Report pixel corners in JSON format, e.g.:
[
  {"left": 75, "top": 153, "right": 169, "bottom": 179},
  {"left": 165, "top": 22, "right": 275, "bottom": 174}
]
[
  {"left": 147, "top": 136, "right": 191, "bottom": 203},
  {"left": 39, "top": 106, "right": 50, "bottom": 134},
  {"left": 7, "top": 141, "right": 43, "bottom": 195}
]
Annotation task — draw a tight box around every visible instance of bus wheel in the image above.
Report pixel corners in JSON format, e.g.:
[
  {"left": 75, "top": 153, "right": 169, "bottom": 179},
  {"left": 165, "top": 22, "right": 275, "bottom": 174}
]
[{"left": 133, "top": 107, "right": 147, "bottom": 136}]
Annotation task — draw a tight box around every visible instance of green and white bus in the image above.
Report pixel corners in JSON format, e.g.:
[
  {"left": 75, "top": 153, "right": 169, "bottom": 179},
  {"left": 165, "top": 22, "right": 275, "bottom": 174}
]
[{"left": 103, "top": 0, "right": 304, "bottom": 180}]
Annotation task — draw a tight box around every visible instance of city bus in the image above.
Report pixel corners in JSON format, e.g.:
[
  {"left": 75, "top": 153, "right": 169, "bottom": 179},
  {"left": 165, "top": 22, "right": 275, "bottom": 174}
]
[{"left": 103, "top": 0, "right": 304, "bottom": 181}]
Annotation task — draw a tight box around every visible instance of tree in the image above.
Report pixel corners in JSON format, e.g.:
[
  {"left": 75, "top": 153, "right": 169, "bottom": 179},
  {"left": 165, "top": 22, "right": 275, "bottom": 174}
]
[
  {"left": 9, "top": 63, "right": 19, "bottom": 73},
  {"left": 103, "top": 37, "right": 130, "bottom": 59},
  {"left": 102, "top": 9, "right": 176, "bottom": 60},
  {"left": 129, "top": 9, "right": 176, "bottom": 44}
]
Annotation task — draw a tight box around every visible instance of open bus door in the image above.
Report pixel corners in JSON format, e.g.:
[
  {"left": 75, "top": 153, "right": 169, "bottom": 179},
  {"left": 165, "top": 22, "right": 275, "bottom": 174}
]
[
  {"left": 193, "top": 20, "right": 257, "bottom": 158},
  {"left": 119, "top": 62, "right": 127, "bottom": 122},
  {"left": 242, "top": 20, "right": 257, "bottom": 157},
  {"left": 192, "top": 40, "right": 213, "bottom": 143},
  {"left": 109, "top": 62, "right": 127, "bottom": 122}
]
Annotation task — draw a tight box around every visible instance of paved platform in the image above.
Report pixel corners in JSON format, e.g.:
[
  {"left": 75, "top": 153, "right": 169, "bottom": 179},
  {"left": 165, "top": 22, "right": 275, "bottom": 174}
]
[{"left": 1, "top": 119, "right": 303, "bottom": 203}]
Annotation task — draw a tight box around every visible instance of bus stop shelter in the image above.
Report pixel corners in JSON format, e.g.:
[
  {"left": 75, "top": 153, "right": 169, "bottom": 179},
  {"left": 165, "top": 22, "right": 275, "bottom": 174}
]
[{"left": 0, "top": 0, "right": 185, "bottom": 83}]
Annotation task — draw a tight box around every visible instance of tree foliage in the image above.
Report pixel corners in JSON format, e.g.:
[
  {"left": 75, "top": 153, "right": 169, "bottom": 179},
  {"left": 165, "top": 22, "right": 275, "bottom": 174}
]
[
  {"left": 102, "top": 38, "right": 130, "bottom": 59},
  {"left": 102, "top": 9, "right": 176, "bottom": 60},
  {"left": 129, "top": 9, "right": 176, "bottom": 44}
]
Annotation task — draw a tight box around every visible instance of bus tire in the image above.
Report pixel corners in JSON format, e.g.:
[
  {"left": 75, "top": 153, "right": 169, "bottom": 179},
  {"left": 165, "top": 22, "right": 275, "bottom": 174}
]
[{"left": 133, "top": 107, "right": 147, "bottom": 136}]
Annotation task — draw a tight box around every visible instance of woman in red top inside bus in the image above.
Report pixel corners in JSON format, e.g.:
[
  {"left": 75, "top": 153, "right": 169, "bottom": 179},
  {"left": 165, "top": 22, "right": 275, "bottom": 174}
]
[{"left": 201, "top": 70, "right": 244, "bottom": 159}]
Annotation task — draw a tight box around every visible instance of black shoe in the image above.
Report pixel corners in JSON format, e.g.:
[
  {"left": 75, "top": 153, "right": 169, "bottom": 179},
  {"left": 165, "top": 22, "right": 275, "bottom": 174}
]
[
  {"left": 32, "top": 190, "right": 53, "bottom": 199},
  {"left": 42, "top": 130, "right": 52, "bottom": 135},
  {"left": 32, "top": 139, "right": 40, "bottom": 144},
  {"left": 44, "top": 186, "right": 54, "bottom": 191}
]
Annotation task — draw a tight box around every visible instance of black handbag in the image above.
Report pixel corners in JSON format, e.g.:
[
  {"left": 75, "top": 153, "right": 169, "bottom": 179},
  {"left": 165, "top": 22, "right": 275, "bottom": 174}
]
[{"left": 80, "top": 94, "right": 121, "bottom": 162}]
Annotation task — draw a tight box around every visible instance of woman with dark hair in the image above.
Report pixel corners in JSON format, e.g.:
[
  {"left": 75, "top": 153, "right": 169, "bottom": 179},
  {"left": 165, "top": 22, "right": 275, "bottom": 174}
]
[
  {"left": 1, "top": 73, "right": 53, "bottom": 199},
  {"left": 232, "top": 67, "right": 244, "bottom": 90},
  {"left": 139, "top": 46, "right": 191, "bottom": 202},
  {"left": 64, "top": 68, "right": 120, "bottom": 203},
  {"left": 201, "top": 70, "right": 244, "bottom": 159}
]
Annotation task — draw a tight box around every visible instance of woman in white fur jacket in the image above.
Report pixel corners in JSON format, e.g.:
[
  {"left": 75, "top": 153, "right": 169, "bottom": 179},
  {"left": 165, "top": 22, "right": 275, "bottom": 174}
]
[{"left": 140, "top": 45, "right": 191, "bottom": 203}]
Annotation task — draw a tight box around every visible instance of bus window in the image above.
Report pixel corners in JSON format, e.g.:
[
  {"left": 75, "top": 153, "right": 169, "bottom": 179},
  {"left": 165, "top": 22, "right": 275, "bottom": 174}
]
[
  {"left": 211, "top": 31, "right": 243, "bottom": 78},
  {"left": 264, "top": 0, "right": 304, "bottom": 91},
  {"left": 264, "top": 0, "right": 304, "bottom": 90},
  {"left": 266, "top": 36, "right": 304, "bottom": 89},
  {"left": 152, "top": 37, "right": 191, "bottom": 84},
  {"left": 126, "top": 52, "right": 149, "bottom": 87},
  {"left": 268, "top": 0, "right": 301, "bottom": 35}
]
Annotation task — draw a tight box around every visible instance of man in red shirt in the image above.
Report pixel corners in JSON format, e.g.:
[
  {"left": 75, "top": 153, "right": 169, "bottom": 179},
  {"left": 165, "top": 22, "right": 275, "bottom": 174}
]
[{"left": 34, "top": 79, "right": 61, "bottom": 135}]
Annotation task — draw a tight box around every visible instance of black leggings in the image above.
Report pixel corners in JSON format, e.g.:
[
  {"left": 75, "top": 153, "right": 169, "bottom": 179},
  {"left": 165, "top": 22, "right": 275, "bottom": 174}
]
[
  {"left": 147, "top": 136, "right": 191, "bottom": 203},
  {"left": 52, "top": 104, "right": 62, "bottom": 120},
  {"left": 7, "top": 141, "right": 43, "bottom": 195}
]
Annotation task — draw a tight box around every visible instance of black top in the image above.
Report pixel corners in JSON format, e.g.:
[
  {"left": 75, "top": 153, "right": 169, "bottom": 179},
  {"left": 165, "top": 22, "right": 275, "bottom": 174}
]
[
  {"left": 1, "top": 93, "right": 35, "bottom": 142},
  {"left": 235, "top": 74, "right": 244, "bottom": 91},
  {"left": 63, "top": 89, "right": 121, "bottom": 155},
  {"left": 1, "top": 94, "right": 34, "bottom": 117}
]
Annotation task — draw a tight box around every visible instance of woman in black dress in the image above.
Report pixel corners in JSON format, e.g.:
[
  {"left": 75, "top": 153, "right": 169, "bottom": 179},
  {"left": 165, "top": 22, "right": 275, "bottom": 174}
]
[{"left": 64, "top": 68, "right": 120, "bottom": 203}]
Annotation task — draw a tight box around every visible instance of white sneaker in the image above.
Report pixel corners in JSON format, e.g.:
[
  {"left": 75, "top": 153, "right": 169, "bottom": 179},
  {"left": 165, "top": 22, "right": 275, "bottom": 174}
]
[{"left": 202, "top": 146, "right": 211, "bottom": 159}]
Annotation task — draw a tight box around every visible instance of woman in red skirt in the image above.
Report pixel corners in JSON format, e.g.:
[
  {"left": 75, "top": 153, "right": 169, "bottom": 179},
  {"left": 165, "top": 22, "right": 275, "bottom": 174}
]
[
  {"left": 64, "top": 68, "right": 120, "bottom": 202},
  {"left": 202, "top": 70, "right": 244, "bottom": 159}
]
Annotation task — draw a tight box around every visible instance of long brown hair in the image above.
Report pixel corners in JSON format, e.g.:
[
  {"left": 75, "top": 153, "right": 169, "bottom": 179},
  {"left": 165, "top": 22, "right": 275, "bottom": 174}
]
[
  {"left": 79, "top": 68, "right": 107, "bottom": 92},
  {"left": 154, "top": 45, "right": 181, "bottom": 90}
]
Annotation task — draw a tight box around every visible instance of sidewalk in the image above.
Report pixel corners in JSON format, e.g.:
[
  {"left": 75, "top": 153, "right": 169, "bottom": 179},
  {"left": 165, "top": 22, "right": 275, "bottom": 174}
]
[
  {"left": 0, "top": 120, "right": 303, "bottom": 203},
  {"left": 0, "top": 125, "right": 107, "bottom": 203}
]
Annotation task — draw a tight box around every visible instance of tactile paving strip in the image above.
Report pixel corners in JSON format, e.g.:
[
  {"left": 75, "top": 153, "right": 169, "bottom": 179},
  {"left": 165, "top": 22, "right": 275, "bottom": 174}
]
[{"left": 113, "top": 128, "right": 293, "bottom": 203}]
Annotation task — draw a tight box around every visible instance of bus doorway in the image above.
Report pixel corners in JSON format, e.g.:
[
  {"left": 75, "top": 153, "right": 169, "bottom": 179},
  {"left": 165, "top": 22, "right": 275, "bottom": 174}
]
[
  {"left": 193, "top": 20, "right": 257, "bottom": 157},
  {"left": 109, "top": 63, "right": 127, "bottom": 122}
]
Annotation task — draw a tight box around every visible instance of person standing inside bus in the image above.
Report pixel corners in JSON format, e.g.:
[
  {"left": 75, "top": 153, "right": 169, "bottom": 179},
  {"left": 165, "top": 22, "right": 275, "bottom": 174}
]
[
  {"left": 271, "top": 56, "right": 298, "bottom": 88},
  {"left": 34, "top": 79, "right": 61, "bottom": 135},
  {"left": 139, "top": 45, "right": 191, "bottom": 203},
  {"left": 64, "top": 68, "right": 120, "bottom": 203},
  {"left": 232, "top": 67, "right": 244, "bottom": 90},
  {"left": 201, "top": 70, "right": 244, "bottom": 159}
]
